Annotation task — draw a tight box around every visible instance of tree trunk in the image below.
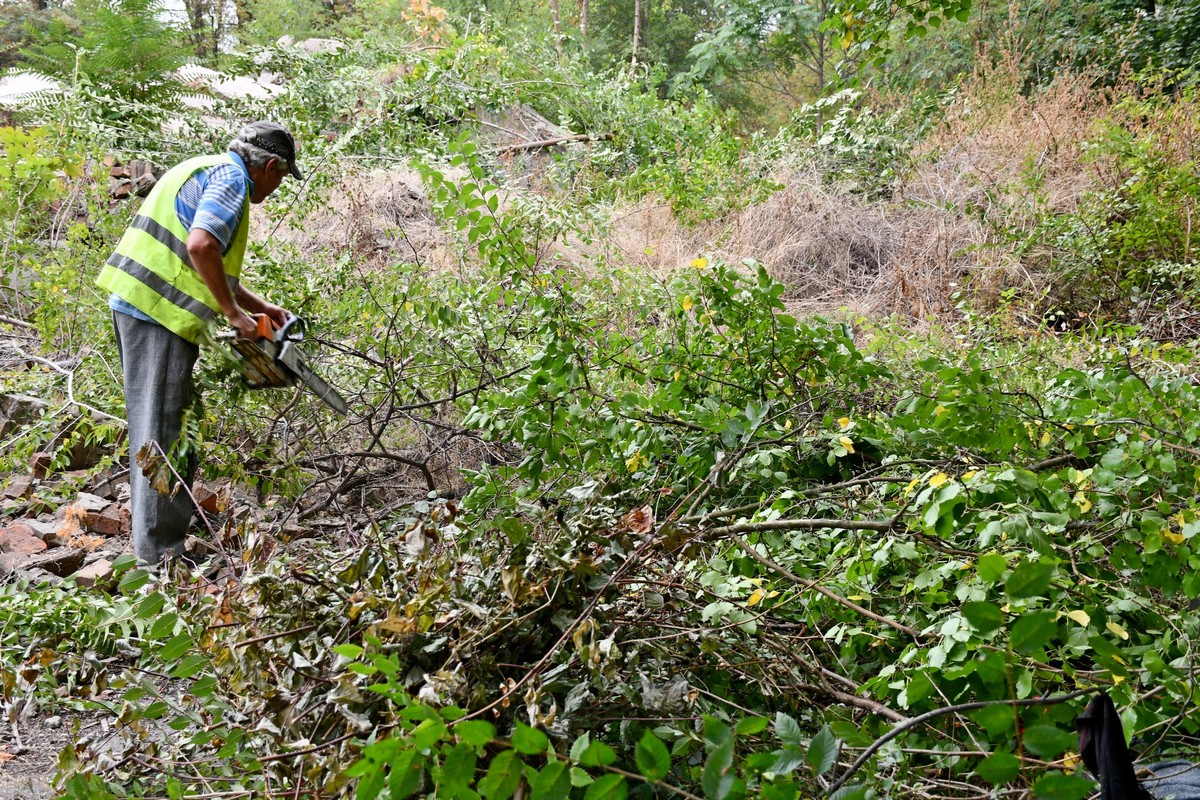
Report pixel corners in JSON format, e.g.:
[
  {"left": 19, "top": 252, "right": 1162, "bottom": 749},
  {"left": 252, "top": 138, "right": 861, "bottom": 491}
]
[
  {"left": 578, "top": 0, "right": 589, "bottom": 50},
  {"left": 630, "top": 0, "right": 641, "bottom": 69},
  {"left": 548, "top": 0, "right": 563, "bottom": 56}
]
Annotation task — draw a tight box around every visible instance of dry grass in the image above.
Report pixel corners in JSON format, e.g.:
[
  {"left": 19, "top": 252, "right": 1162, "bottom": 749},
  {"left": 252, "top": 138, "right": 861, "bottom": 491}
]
[
  {"left": 258, "top": 167, "right": 456, "bottom": 273},
  {"left": 265, "top": 56, "right": 1177, "bottom": 327}
]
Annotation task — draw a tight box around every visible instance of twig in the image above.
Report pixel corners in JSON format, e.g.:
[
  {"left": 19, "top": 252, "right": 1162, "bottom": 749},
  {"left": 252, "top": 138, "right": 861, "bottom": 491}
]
[
  {"left": 726, "top": 531, "right": 926, "bottom": 640},
  {"left": 825, "top": 687, "right": 1100, "bottom": 795},
  {"left": 235, "top": 624, "right": 320, "bottom": 649}
]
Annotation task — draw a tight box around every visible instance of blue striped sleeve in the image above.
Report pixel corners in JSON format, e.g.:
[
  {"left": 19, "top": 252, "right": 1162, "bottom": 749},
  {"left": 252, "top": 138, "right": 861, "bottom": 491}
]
[{"left": 175, "top": 164, "right": 247, "bottom": 252}]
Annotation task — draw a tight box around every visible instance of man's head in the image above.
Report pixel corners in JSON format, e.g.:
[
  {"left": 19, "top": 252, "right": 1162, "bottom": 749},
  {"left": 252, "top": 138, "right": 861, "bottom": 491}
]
[{"left": 228, "top": 121, "right": 302, "bottom": 203}]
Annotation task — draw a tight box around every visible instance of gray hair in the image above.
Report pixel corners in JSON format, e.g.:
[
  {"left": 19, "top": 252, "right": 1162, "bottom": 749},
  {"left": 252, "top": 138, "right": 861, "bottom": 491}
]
[{"left": 228, "top": 138, "right": 287, "bottom": 173}]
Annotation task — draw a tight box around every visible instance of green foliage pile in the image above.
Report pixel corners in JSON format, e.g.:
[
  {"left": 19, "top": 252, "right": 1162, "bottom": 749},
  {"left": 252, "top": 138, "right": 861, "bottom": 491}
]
[{"left": 3, "top": 5, "right": 1200, "bottom": 800}]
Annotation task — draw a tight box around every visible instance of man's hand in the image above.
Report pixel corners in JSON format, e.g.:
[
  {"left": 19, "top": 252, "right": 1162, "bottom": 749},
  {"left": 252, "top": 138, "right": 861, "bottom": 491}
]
[
  {"left": 259, "top": 302, "right": 290, "bottom": 328},
  {"left": 229, "top": 310, "right": 260, "bottom": 341}
]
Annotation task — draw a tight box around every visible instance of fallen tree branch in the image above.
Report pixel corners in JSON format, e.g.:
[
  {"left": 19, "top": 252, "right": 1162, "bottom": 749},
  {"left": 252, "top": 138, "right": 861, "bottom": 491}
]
[
  {"left": 494, "top": 132, "right": 614, "bottom": 154},
  {"left": 825, "top": 687, "right": 1100, "bottom": 796}
]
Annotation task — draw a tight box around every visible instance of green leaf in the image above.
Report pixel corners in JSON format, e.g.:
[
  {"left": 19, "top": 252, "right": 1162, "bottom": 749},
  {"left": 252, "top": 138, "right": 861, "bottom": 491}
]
[
  {"left": 807, "top": 726, "right": 838, "bottom": 777},
  {"left": 735, "top": 716, "right": 770, "bottom": 735},
  {"left": 1022, "top": 725, "right": 1076, "bottom": 758},
  {"left": 962, "top": 601, "right": 1004, "bottom": 634},
  {"left": 456, "top": 720, "right": 496, "bottom": 748},
  {"left": 512, "top": 722, "right": 550, "bottom": 754},
  {"left": 1006, "top": 560, "right": 1055, "bottom": 598},
  {"left": 530, "top": 760, "right": 571, "bottom": 800},
  {"left": 1032, "top": 772, "right": 1095, "bottom": 800},
  {"left": 583, "top": 774, "right": 627, "bottom": 800},
  {"left": 356, "top": 763, "right": 385, "bottom": 800},
  {"left": 390, "top": 750, "right": 424, "bottom": 799},
  {"left": 333, "top": 644, "right": 364, "bottom": 659},
  {"left": 158, "top": 631, "right": 194, "bottom": 661},
  {"left": 635, "top": 730, "right": 671, "bottom": 781},
  {"left": 577, "top": 740, "right": 617, "bottom": 767},
  {"left": 702, "top": 740, "right": 735, "bottom": 800},
  {"left": 775, "top": 712, "right": 804, "bottom": 747},
  {"left": 970, "top": 703, "right": 1016, "bottom": 735},
  {"left": 478, "top": 750, "right": 521, "bottom": 800},
  {"left": 977, "top": 752, "right": 1020, "bottom": 785},
  {"left": 976, "top": 553, "right": 1008, "bottom": 583},
  {"left": 1010, "top": 610, "right": 1058, "bottom": 654}
]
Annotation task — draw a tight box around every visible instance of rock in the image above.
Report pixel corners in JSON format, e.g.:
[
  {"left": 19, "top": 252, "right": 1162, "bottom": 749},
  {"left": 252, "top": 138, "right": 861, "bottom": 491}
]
[
  {"left": 109, "top": 164, "right": 131, "bottom": 178},
  {"left": 83, "top": 504, "right": 128, "bottom": 536},
  {"left": 28, "top": 451, "right": 53, "bottom": 479},
  {"left": 0, "top": 393, "right": 47, "bottom": 438},
  {"left": 23, "top": 517, "right": 69, "bottom": 547},
  {"left": 17, "top": 547, "right": 87, "bottom": 577},
  {"left": 0, "top": 525, "right": 48, "bottom": 556},
  {"left": 2, "top": 474, "right": 34, "bottom": 499},
  {"left": 72, "top": 493, "right": 110, "bottom": 513},
  {"left": 72, "top": 559, "right": 113, "bottom": 587},
  {"left": 0, "top": 524, "right": 48, "bottom": 574},
  {"left": 17, "top": 567, "right": 62, "bottom": 586},
  {"left": 44, "top": 715, "right": 62, "bottom": 729},
  {"left": 109, "top": 179, "right": 132, "bottom": 199}
]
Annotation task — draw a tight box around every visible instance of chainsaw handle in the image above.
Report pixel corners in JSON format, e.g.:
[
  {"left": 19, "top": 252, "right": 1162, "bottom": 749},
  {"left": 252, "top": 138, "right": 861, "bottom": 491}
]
[
  {"left": 277, "top": 314, "right": 305, "bottom": 341},
  {"left": 253, "top": 313, "right": 276, "bottom": 340}
]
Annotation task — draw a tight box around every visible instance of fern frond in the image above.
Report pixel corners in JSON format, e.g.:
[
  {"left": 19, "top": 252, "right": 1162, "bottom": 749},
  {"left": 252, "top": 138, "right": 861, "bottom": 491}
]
[{"left": 0, "top": 70, "right": 63, "bottom": 111}]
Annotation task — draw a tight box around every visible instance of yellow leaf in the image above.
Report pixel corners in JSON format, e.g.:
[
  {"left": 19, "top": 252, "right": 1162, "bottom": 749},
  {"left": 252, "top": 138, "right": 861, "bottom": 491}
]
[
  {"left": 838, "top": 417, "right": 851, "bottom": 428},
  {"left": 1065, "top": 609, "right": 1091, "bottom": 627},
  {"left": 847, "top": 594, "right": 871, "bottom": 601},
  {"left": 682, "top": 295, "right": 694, "bottom": 312},
  {"left": 1062, "top": 752, "right": 1081, "bottom": 770},
  {"left": 839, "top": 436, "right": 855, "bottom": 454},
  {"left": 1074, "top": 493, "right": 1093, "bottom": 514},
  {"left": 690, "top": 257, "right": 708, "bottom": 269},
  {"left": 1164, "top": 530, "right": 1185, "bottom": 545},
  {"left": 747, "top": 589, "right": 765, "bottom": 607},
  {"left": 1106, "top": 621, "right": 1129, "bottom": 640},
  {"left": 644, "top": 247, "right": 656, "bottom": 256},
  {"left": 929, "top": 472, "right": 949, "bottom": 488},
  {"left": 673, "top": 370, "right": 681, "bottom": 381},
  {"left": 962, "top": 470, "right": 977, "bottom": 481},
  {"left": 784, "top": 420, "right": 792, "bottom": 430},
  {"left": 934, "top": 405, "right": 947, "bottom": 416},
  {"left": 1112, "top": 674, "right": 1126, "bottom": 685},
  {"left": 625, "top": 451, "right": 645, "bottom": 472},
  {"left": 904, "top": 477, "right": 921, "bottom": 496},
  {"left": 1041, "top": 430, "right": 1051, "bottom": 445}
]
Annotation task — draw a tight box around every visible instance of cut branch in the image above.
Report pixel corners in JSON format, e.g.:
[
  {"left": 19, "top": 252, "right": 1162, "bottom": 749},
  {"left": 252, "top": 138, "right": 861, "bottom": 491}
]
[{"left": 494, "top": 133, "right": 614, "bottom": 154}]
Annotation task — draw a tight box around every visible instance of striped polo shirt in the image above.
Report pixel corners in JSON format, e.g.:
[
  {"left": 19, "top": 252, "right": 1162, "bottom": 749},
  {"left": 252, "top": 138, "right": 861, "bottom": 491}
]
[{"left": 109, "top": 151, "right": 255, "bottom": 323}]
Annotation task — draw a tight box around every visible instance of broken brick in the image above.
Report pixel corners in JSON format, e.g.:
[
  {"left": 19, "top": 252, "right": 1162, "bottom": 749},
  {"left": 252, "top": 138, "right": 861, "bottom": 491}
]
[
  {"left": 72, "top": 559, "right": 113, "bottom": 587},
  {"left": 83, "top": 504, "right": 128, "bottom": 536}
]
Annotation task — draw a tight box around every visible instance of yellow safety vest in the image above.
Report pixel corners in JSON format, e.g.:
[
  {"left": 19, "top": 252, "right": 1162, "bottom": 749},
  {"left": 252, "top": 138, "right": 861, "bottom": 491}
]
[{"left": 97, "top": 154, "right": 250, "bottom": 344}]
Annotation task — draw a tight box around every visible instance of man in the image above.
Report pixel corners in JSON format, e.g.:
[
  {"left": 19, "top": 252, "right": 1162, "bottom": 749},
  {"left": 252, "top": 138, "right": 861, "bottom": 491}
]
[{"left": 97, "top": 121, "right": 303, "bottom": 567}]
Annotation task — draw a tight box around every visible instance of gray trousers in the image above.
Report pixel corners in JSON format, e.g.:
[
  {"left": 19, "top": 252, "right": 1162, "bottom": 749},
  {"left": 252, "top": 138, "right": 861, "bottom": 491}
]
[{"left": 113, "top": 311, "right": 199, "bottom": 565}]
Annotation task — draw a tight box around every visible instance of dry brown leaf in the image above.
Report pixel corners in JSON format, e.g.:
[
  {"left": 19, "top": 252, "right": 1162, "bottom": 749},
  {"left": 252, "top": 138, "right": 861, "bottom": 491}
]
[{"left": 619, "top": 504, "right": 654, "bottom": 535}]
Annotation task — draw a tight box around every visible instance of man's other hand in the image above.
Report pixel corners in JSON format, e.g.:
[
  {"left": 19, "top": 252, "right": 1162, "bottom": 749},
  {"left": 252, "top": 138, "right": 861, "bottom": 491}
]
[
  {"left": 230, "top": 311, "right": 260, "bottom": 341},
  {"left": 260, "top": 302, "right": 290, "bottom": 328}
]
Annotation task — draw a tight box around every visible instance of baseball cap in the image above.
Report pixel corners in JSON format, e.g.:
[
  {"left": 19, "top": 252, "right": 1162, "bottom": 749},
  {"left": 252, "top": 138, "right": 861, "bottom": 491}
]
[{"left": 236, "top": 121, "right": 303, "bottom": 180}]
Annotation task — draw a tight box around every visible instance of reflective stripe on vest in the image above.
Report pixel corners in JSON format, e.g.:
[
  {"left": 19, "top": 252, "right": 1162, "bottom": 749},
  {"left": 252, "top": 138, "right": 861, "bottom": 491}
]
[{"left": 97, "top": 153, "right": 250, "bottom": 344}]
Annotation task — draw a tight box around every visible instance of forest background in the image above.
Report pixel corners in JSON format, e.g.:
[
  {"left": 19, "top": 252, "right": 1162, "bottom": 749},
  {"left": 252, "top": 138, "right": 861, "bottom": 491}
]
[{"left": 1, "top": 0, "right": 1200, "bottom": 796}]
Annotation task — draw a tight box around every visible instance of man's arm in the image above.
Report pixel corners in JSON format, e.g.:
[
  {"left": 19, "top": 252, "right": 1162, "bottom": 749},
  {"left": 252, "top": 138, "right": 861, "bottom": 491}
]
[
  {"left": 234, "top": 284, "right": 288, "bottom": 328},
  {"left": 187, "top": 228, "right": 258, "bottom": 340}
]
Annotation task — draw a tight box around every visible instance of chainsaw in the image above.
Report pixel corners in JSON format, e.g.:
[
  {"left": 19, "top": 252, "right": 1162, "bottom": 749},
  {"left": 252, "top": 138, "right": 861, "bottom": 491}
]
[{"left": 222, "top": 315, "right": 349, "bottom": 416}]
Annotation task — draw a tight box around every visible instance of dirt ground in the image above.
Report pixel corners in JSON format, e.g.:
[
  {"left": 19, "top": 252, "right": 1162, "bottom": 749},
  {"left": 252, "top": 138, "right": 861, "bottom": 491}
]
[{"left": 0, "top": 709, "right": 76, "bottom": 800}]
